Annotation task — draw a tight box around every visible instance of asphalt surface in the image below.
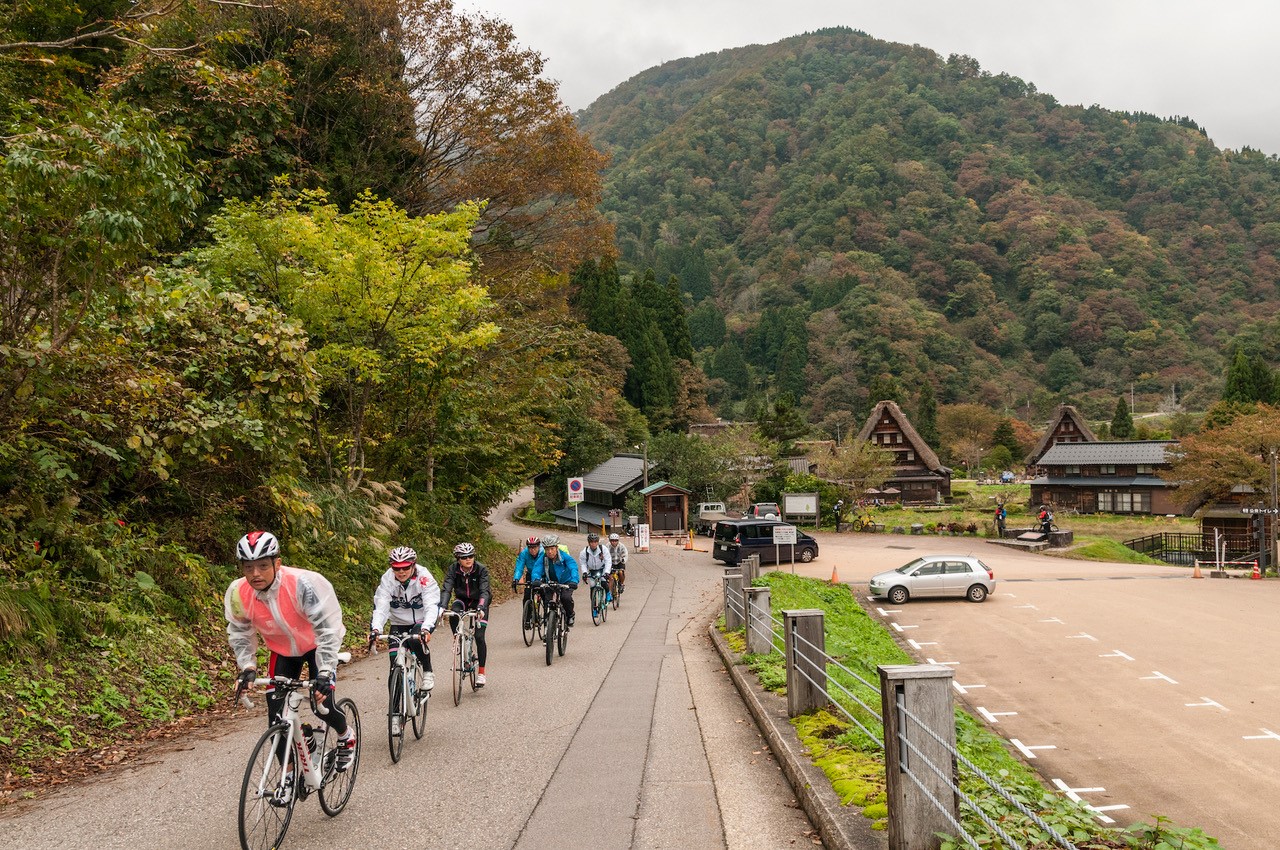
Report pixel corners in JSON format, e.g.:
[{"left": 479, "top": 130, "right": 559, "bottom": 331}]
[
  {"left": 781, "top": 528, "right": 1279, "bottom": 850},
  {"left": 3, "top": 491, "right": 815, "bottom": 850}
]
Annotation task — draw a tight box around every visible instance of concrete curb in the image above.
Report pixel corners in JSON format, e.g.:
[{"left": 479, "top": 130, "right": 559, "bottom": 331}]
[{"left": 709, "top": 625, "right": 885, "bottom": 850}]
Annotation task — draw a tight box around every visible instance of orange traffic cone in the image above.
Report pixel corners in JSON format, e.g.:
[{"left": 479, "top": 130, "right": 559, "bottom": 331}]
[
  {"left": 1192, "top": 560, "right": 1203, "bottom": 579},
  {"left": 830, "top": 565, "right": 840, "bottom": 585},
  {"left": 684, "top": 531, "right": 693, "bottom": 551},
  {"left": 1251, "top": 561, "right": 1262, "bottom": 580}
]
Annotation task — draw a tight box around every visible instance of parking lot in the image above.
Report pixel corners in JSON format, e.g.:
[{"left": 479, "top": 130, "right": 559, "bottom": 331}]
[{"left": 776, "top": 530, "right": 1279, "bottom": 849}]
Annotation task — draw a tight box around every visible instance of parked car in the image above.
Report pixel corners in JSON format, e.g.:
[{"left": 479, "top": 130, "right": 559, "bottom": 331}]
[
  {"left": 712, "top": 518, "right": 818, "bottom": 565},
  {"left": 694, "top": 502, "right": 739, "bottom": 536},
  {"left": 868, "top": 555, "right": 995, "bottom": 604},
  {"left": 746, "top": 502, "right": 781, "bottom": 519}
]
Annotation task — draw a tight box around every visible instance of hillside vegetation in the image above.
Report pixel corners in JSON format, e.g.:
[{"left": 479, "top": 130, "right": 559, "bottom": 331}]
[{"left": 579, "top": 27, "right": 1280, "bottom": 427}]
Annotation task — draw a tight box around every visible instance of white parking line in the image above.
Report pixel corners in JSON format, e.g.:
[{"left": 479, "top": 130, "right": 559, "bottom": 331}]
[
  {"left": 1052, "top": 779, "right": 1130, "bottom": 824},
  {"left": 907, "top": 638, "right": 938, "bottom": 649},
  {"left": 1243, "top": 729, "right": 1280, "bottom": 741},
  {"left": 1100, "top": 650, "right": 1135, "bottom": 661},
  {"left": 1040, "top": 617, "right": 1065, "bottom": 624},
  {"left": 891, "top": 622, "right": 918, "bottom": 632},
  {"left": 1140, "top": 672, "right": 1178, "bottom": 684},
  {"left": 876, "top": 607, "right": 901, "bottom": 616},
  {"left": 925, "top": 658, "right": 959, "bottom": 666},
  {"left": 1011, "top": 739, "right": 1056, "bottom": 759},
  {"left": 1013, "top": 603, "right": 1037, "bottom": 609},
  {"left": 977, "top": 707, "right": 1018, "bottom": 724},
  {"left": 952, "top": 681, "right": 986, "bottom": 695},
  {"left": 1185, "top": 697, "right": 1228, "bottom": 711},
  {"left": 1067, "top": 632, "right": 1098, "bottom": 641}
]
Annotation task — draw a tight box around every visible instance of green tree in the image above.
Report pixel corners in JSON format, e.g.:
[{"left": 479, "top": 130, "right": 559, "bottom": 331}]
[
  {"left": 1110, "top": 397, "right": 1135, "bottom": 438},
  {"left": 812, "top": 439, "right": 895, "bottom": 499},
  {"left": 915, "top": 383, "right": 940, "bottom": 448},
  {"left": 1164, "top": 406, "right": 1280, "bottom": 511},
  {"left": 1044, "top": 349, "right": 1084, "bottom": 392},
  {"left": 1222, "top": 349, "right": 1274, "bottom": 404},
  {"left": 991, "top": 419, "right": 1021, "bottom": 456},
  {"left": 688, "top": 300, "right": 726, "bottom": 350}
]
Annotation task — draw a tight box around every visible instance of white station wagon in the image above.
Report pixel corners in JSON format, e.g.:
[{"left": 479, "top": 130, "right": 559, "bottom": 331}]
[{"left": 868, "top": 555, "right": 996, "bottom": 604}]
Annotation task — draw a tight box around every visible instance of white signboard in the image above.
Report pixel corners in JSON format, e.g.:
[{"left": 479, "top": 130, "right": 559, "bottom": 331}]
[
  {"left": 783, "top": 493, "right": 818, "bottom": 518},
  {"left": 636, "top": 523, "right": 650, "bottom": 551},
  {"left": 567, "top": 477, "right": 584, "bottom": 504},
  {"left": 772, "top": 524, "right": 798, "bottom": 545}
]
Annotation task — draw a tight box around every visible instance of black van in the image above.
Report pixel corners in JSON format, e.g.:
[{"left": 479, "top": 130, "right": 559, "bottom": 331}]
[{"left": 712, "top": 519, "right": 819, "bottom": 565}]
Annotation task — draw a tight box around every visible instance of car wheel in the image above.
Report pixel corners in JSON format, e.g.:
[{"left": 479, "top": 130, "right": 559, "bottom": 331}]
[
  {"left": 799, "top": 548, "right": 815, "bottom": 563},
  {"left": 887, "top": 586, "right": 909, "bottom": 605},
  {"left": 967, "top": 584, "right": 988, "bottom": 603}
]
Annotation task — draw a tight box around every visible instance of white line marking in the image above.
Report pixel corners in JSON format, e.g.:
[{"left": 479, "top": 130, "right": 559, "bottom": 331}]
[
  {"left": 925, "top": 658, "right": 959, "bottom": 666},
  {"left": 952, "top": 682, "right": 987, "bottom": 695},
  {"left": 1140, "top": 671, "right": 1178, "bottom": 684},
  {"left": 876, "top": 607, "right": 901, "bottom": 616},
  {"left": 977, "top": 707, "right": 1018, "bottom": 724},
  {"left": 890, "top": 622, "right": 918, "bottom": 632},
  {"left": 1013, "top": 603, "right": 1037, "bottom": 609},
  {"left": 1039, "top": 617, "right": 1065, "bottom": 624},
  {"left": 1066, "top": 632, "right": 1098, "bottom": 641},
  {"left": 1051, "top": 779, "right": 1128, "bottom": 824},
  {"left": 1011, "top": 739, "right": 1056, "bottom": 759},
  {"left": 1100, "top": 650, "right": 1135, "bottom": 661},
  {"left": 1243, "top": 729, "right": 1280, "bottom": 741},
  {"left": 907, "top": 639, "right": 938, "bottom": 649},
  {"left": 1185, "top": 697, "right": 1228, "bottom": 711}
]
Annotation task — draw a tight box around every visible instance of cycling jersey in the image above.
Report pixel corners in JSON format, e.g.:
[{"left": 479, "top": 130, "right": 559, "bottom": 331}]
[
  {"left": 370, "top": 565, "right": 441, "bottom": 633},
  {"left": 513, "top": 547, "right": 544, "bottom": 583},
  {"left": 542, "top": 546, "right": 579, "bottom": 585},
  {"left": 440, "top": 559, "right": 492, "bottom": 612},
  {"left": 607, "top": 542, "right": 628, "bottom": 567},
  {"left": 579, "top": 544, "right": 611, "bottom": 576},
  {"left": 225, "top": 565, "right": 346, "bottom": 676}
]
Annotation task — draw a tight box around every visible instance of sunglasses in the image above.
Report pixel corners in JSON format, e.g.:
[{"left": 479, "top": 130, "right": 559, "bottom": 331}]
[{"left": 391, "top": 563, "right": 414, "bottom": 571}]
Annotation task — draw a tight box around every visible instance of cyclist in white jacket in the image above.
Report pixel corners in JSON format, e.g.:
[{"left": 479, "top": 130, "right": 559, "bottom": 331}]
[
  {"left": 369, "top": 546, "right": 440, "bottom": 694},
  {"left": 579, "top": 532, "right": 612, "bottom": 611}
]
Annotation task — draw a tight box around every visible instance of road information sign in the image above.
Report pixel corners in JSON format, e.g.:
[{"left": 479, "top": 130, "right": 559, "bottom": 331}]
[
  {"left": 773, "top": 524, "right": 797, "bottom": 572},
  {"left": 567, "top": 477, "right": 584, "bottom": 504}
]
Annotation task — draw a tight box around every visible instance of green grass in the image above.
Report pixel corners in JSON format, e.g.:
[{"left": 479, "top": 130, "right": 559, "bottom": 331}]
[
  {"left": 1055, "top": 537, "right": 1170, "bottom": 564},
  {"left": 721, "top": 572, "right": 1219, "bottom": 849}
]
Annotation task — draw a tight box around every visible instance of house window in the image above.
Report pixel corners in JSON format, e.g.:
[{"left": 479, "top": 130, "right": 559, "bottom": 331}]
[
  {"left": 906, "top": 450, "right": 915, "bottom": 461},
  {"left": 1063, "top": 465, "right": 1079, "bottom": 475},
  {"left": 1100, "top": 465, "right": 1115, "bottom": 474},
  {"left": 1098, "top": 491, "right": 1150, "bottom": 513},
  {"left": 1135, "top": 464, "right": 1152, "bottom": 474}
]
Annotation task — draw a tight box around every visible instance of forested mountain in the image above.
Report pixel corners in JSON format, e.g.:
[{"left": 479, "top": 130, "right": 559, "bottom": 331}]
[{"left": 578, "top": 27, "right": 1280, "bottom": 430}]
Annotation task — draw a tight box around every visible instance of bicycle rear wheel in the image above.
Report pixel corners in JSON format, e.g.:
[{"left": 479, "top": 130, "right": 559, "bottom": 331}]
[
  {"left": 544, "top": 607, "right": 557, "bottom": 666},
  {"left": 451, "top": 634, "right": 463, "bottom": 706},
  {"left": 467, "top": 632, "right": 478, "bottom": 691},
  {"left": 318, "top": 698, "right": 360, "bottom": 816},
  {"left": 238, "top": 722, "right": 295, "bottom": 850},
  {"left": 387, "top": 668, "right": 405, "bottom": 763},
  {"left": 557, "top": 611, "right": 568, "bottom": 656},
  {"left": 408, "top": 660, "right": 427, "bottom": 739},
  {"left": 611, "top": 576, "right": 620, "bottom": 610},
  {"left": 521, "top": 597, "right": 536, "bottom": 647}
]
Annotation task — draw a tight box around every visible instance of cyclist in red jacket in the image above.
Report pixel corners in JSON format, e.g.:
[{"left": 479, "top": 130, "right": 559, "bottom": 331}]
[{"left": 225, "top": 530, "right": 356, "bottom": 770}]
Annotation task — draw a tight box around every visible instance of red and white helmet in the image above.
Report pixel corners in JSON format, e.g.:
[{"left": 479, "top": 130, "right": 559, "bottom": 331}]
[
  {"left": 236, "top": 530, "right": 280, "bottom": 561},
  {"left": 388, "top": 546, "right": 417, "bottom": 568}
]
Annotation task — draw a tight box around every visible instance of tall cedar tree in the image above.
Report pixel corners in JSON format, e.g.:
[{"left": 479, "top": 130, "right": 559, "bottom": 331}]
[
  {"left": 1110, "top": 397, "right": 1135, "bottom": 439},
  {"left": 915, "top": 383, "right": 940, "bottom": 448}
]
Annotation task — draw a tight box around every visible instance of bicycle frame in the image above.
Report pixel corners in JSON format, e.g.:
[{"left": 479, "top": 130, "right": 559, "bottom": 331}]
[{"left": 442, "top": 609, "right": 480, "bottom": 704}]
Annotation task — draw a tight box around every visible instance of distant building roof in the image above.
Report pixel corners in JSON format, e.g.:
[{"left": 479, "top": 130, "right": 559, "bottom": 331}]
[
  {"left": 1028, "top": 475, "right": 1170, "bottom": 488},
  {"left": 1037, "top": 441, "right": 1177, "bottom": 466},
  {"left": 854, "top": 400, "right": 945, "bottom": 473},
  {"left": 689, "top": 420, "right": 756, "bottom": 438},
  {"left": 582, "top": 454, "right": 654, "bottom": 495},
  {"left": 639, "top": 480, "right": 691, "bottom": 497},
  {"left": 1028, "top": 404, "right": 1097, "bottom": 464},
  {"left": 785, "top": 457, "right": 814, "bottom": 475}
]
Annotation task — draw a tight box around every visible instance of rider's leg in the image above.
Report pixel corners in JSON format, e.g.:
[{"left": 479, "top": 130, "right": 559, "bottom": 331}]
[{"left": 561, "top": 586, "right": 575, "bottom": 626}]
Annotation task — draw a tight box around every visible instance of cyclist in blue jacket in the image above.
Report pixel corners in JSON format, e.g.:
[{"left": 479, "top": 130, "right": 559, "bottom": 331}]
[
  {"left": 539, "top": 533, "right": 580, "bottom": 628},
  {"left": 512, "top": 535, "right": 544, "bottom": 629}
]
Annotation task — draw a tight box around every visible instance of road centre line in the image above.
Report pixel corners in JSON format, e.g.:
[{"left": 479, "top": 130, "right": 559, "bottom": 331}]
[
  {"left": 1100, "top": 650, "right": 1135, "bottom": 661},
  {"left": 1011, "top": 739, "right": 1056, "bottom": 759},
  {"left": 977, "top": 707, "right": 1017, "bottom": 724},
  {"left": 1185, "top": 697, "right": 1228, "bottom": 710},
  {"left": 1141, "top": 671, "right": 1178, "bottom": 684}
]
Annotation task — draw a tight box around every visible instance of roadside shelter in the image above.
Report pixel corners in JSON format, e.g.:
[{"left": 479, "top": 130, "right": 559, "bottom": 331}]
[{"left": 640, "top": 481, "right": 691, "bottom": 536}]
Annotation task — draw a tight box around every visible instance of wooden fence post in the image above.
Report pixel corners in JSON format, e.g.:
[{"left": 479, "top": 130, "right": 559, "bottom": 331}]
[
  {"left": 878, "top": 664, "right": 958, "bottom": 850},
  {"left": 783, "top": 608, "right": 826, "bottom": 716},
  {"left": 722, "top": 570, "right": 744, "bottom": 630},
  {"left": 743, "top": 586, "right": 773, "bottom": 655}
]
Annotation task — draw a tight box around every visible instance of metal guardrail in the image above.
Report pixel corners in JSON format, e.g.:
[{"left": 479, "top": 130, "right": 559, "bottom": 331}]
[{"left": 1124, "top": 531, "right": 1256, "bottom": 564}]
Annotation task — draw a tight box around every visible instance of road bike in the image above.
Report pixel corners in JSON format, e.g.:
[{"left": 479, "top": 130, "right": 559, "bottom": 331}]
[
  {"left": 519, "top": 582, "right": 545, "bottom": 647},
  {"left": 369, "top": 633, "right": 429, "bottom": 763},
  {"left": 442, "top": 609, "right": 481, "bottom": 705},
  {"left": 235, "top": 652, "right": 361, "bottom": 850},
  {"left": 587, "top": 571, "right": 609, "bottom": 625},
  {"left": 608, "top": 568, "right": 623, "bottom": 610},
  {"left": 539, "top": 581, "right": 570, "bottom": 666}
]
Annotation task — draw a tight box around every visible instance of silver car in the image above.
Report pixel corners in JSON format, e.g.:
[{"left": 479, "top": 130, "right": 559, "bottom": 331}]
[{"left": 868, "top": 555, "right": 996, "bottom": 604}]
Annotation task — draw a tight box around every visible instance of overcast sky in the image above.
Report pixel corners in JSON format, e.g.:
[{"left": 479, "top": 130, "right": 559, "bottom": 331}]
[{"left": 461, "top": 0, "right": 1280, "bottom": 155}]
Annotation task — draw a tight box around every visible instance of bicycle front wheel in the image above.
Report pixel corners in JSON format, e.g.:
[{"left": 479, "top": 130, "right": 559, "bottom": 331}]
[
  {"left": 521, "top": 597, "right": 536, "bottom": 647},
  {"left": 452, "top": 635, "right": 463, "bottom": 706},
  {"left": 544, "top": 608, "right": 557, "bottom": 666},
  {"left": 387, "top": 667, "right": 405, "bottom": 763},
  {"left": 557, "top": 610, "right": 568, "bottom": 657},
  {"left": 411, "top": 660, "right": 428, "bottom": 740},
  {"left": 238, "top": 722, "right": 295, "bottom": 850},
  {"left": 318, "top": 698, "right": 360, "bottom": 816},
  {"left": 591, "top": 586, "right": 604, "bottom": 625}
]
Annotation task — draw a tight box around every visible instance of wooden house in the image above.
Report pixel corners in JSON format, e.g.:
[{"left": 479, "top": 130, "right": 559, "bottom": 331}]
[
  {"left": 1030, "top": 441, "right": 1181, "bottom": 515},
  {"left": 854, "top": 400, "right": 952, "bottom": 504},
  {"left": 1027, "top": 404, "right": 1097, "bottom": 466}
]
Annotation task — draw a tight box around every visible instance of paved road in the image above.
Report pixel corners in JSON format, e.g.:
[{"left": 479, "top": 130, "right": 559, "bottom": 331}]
[
  {"left": 3, "top": 493, "right": 814, "bottom": 849},
  {"left": 778, "top": 529, "right": 1278, "bottom": 849}
]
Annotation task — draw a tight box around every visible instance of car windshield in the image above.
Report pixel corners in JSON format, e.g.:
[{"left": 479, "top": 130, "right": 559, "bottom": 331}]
[{"left": 895, "top": 558, "right": 928, "bottom": 575}]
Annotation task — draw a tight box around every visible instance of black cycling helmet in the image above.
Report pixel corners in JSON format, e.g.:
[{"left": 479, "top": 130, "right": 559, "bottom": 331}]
[{"left": 586, "top": 532, "right": 600, "bottom": 543}]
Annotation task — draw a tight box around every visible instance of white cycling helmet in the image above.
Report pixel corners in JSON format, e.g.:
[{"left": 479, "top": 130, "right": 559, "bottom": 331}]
[
  {"left": 608, "top": 533, "right": 620, "bottom": 542},
  {"left": 389, "top": 546, "right": 417, "bottom": 567},
  {"left": 453, "top": 542, "right": 476, "bottom": 558},
  {"left": 541, "top": 533, "right": 559, "bottom": 547},
  {"left": 236, "top": 530, "right": 280, "bottom": 561}
]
